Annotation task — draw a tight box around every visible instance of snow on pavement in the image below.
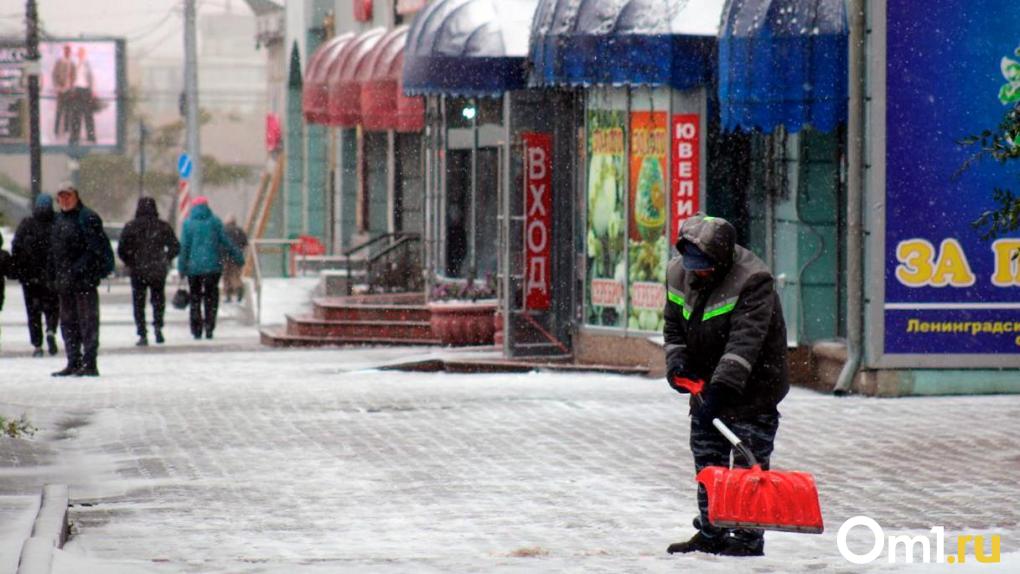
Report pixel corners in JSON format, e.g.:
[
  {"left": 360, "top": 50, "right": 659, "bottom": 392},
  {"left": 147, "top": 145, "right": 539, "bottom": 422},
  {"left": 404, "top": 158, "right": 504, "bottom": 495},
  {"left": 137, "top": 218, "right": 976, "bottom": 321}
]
[{"left": 1, "top": 282, "right": 1019, "bottom": 572}]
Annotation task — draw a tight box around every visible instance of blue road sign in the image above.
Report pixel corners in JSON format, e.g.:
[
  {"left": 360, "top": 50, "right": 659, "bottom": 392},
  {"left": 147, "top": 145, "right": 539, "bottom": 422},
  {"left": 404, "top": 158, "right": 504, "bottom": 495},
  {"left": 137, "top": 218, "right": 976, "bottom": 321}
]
[{"left": 177, "top": 153, "right": 193, "bottom": 179}]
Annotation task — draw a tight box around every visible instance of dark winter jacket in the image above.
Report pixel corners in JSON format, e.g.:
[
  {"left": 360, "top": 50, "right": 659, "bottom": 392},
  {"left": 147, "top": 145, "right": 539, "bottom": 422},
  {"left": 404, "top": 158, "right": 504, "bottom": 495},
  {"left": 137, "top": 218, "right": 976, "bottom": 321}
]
[
  {"left": 178, "top": 204, "right": 244, "bottom": 277},
  {"left": 118, "top": 197, "right": 180, "bottom": 282},
  {"left": 222, "top": 222, "right": 248, "bottom": 265},
  {"left": 663, "top": 216, "right": 789, "bottom": 420},
  {"left": 11, "top": 202, "right": 56, "bottom": 288},
  {"left": 49, "top": 201, "right": 115, "bottom": 294},
  {"left": 0, "top": 234, "right": 10, "bottom": 310}
]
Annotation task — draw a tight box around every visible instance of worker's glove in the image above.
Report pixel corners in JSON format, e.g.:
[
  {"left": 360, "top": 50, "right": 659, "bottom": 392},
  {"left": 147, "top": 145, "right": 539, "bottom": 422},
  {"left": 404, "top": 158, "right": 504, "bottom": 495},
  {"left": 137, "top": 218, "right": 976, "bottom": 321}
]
[
  {"left": 669, "top": 375, "right": 704, "bottom": 395},
  {"left": 667, "top": 366, "right": 699, "bottom": 393},
  {"left": 693, "top": 383, "right": 735, "bottom": 425}
]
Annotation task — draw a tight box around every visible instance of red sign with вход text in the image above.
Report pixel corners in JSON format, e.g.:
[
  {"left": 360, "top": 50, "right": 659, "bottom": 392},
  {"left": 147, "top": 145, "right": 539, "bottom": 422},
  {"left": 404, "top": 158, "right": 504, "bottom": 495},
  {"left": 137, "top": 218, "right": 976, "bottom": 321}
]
[
  {"left": 671, "top": 114, "right": 700, "bottom": 245},
  {"left": 523, "top": 132, "right": 552, "bottom": 311}
]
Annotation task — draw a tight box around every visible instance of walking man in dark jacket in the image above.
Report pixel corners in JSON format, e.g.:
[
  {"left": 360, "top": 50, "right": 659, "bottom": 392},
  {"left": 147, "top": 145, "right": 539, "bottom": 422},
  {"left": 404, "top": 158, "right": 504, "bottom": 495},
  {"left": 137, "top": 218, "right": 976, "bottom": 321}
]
[
  {"left": 0, "top": 233, "right": 10, "bottom": 348},
  {"left": 11, "top": 193, "right": 60, "bottom": 357},
  {"left": 178, "top": 196, "right": 243, "bottom": 340},
  {"left": 118, "top": 197, "right": 180, "bottom": 346},
  {"left": 663, "top": 215, "right": 789, "bottom": 557},
  {"left": 221, "top": 215, "right": 248, "bottom": 303},
  {"left": 49, "top": 184, "right": 114, "bottom": 377}
]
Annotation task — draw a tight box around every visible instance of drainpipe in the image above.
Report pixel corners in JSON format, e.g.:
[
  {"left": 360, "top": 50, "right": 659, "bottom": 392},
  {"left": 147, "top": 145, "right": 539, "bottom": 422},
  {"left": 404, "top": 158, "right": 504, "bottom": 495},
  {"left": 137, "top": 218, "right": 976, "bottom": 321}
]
[{"left": 834, "top": 0, "right": 866, "bottom": 395}]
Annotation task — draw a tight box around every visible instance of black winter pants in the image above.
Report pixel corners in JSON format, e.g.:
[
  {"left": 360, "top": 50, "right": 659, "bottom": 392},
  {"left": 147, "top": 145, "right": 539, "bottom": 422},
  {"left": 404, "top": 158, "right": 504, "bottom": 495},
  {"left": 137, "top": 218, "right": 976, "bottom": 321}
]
[
  {"left": 22, "top": 284, "right": 59, "bottom": 348},
  {"left": 188, "top": 273, "right": 221, "bottom": 337},
  {"left": 59, "top": 290, "right": 100, "bottom": 368},
  {"left": 130, "top": 274, "right": 166, "bottom": 337},
  {"left": 691, "top": 413, "right": 779, "bottom": 545}
]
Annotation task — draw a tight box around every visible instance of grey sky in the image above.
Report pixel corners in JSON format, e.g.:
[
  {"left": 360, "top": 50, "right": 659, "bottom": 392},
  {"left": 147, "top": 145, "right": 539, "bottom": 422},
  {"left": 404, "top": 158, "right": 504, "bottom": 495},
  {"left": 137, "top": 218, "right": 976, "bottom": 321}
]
[{"left": 1, "top": 0, "right": 241, "bottom": 61}]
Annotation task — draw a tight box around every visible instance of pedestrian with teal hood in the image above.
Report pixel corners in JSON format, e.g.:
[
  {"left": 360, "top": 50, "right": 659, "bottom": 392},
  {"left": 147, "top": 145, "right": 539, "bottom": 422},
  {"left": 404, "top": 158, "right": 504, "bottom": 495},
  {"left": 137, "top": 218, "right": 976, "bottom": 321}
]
[
  {"left": 178, "top": 196, "right": 243, "bottom": 339},
  {"left": 663, "top": 214, "right": 789, "bottom": 557}
]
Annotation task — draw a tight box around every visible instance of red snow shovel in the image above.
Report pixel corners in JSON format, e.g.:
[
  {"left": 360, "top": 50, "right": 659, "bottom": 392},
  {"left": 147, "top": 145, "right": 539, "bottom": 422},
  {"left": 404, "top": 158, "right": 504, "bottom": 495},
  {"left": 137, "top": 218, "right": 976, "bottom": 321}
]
[{"left": 675, "top": 377, "right": 824, "bottom": 534}]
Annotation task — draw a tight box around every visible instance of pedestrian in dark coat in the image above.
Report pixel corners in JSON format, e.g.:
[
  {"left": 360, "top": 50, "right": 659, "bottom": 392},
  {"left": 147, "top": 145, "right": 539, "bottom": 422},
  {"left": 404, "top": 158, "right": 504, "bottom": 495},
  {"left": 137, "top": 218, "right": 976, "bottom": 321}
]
[
  {"left": 11, "top": 193, "right": 60, "bottom": 357},
  {"left": 49, "top": 184, "right": 114, "bottom": 377},
  {"left": 221, "top": 215, "right": 248, "bottom": 302},
  {"left": 178, "top": 196, "right": 243, "bottom": 339},
  {"left": 663, "top": 215, "right": 789, "bottom": 558},
  {"left": 0, "top": 231, "right": 11, "bottom": 349},
  {"left": 118, "top": 197, "right": 180, "bottom": 346}
]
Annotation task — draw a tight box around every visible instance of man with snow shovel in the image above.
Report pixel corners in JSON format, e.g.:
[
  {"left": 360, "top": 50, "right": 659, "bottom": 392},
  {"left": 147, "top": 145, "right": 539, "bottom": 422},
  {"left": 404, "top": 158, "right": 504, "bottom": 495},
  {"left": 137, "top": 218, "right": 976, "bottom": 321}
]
[{"left": 663, "top": 215, "right": 790, "bottom": 557}]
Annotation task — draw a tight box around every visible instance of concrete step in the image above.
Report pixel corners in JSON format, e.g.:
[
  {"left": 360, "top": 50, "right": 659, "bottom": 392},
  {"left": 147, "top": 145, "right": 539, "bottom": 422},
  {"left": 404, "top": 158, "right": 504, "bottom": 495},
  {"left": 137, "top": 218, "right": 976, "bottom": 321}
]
[
  {"left": 259, "top": 328, "right": 441, "bottom": 348},
  {"left": 286, "top": 315, "right": 433, "bottom": 340},
  {"left": 312, "top": 302, "right": 431, "bottom": 323},
  {"left": 382, "top": 357, "right": 649, "bottom": 376}
]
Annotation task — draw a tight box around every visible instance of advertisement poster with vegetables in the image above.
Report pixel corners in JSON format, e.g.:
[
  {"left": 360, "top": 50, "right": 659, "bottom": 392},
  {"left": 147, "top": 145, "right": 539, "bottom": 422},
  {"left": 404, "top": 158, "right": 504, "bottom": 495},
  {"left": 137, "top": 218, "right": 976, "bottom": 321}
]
[
  {"left": 628, "top": 111, "right": 668, "bottom": 332},
  {"left": 586, "top": 109, "right": 627, "bottom": 327}
]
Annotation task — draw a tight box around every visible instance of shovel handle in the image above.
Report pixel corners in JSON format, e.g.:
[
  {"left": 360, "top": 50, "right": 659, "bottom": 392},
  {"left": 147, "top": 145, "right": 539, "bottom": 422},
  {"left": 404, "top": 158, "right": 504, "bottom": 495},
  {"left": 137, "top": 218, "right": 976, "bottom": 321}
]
[{"left": 691, "top": 390, "right": 760, "bottom": 467}]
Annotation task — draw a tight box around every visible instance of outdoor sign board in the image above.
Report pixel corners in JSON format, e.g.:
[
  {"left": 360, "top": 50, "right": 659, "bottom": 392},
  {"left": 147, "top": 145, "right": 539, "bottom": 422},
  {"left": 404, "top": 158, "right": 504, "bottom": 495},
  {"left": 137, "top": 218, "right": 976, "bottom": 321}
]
[
  {"left": 671, "top": 113, "right": 700, "bottom": 245},
  {"left": 0, "top": 42, "right": 27, "bottom": 143},
  {"left": 523, "top": 132, "right": 552, "bottom": 311},
  {"left": 0, "top": 37, "right": 125, "bottom": 153},
  {"left": 585, "top": 107, "right": 627, "bottom": 327},
  {"left": 628, "top": 111, "right": 668, "bottom": 331},
  {"left": 872, "top": 0, "right": 1020, "bottom": 366}
]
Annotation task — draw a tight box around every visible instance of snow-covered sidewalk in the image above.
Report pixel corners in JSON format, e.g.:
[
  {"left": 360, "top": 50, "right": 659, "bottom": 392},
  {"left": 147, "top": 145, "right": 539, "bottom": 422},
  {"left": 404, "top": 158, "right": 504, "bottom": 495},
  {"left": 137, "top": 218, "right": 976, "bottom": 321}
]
[{"left": 1, "top": 284, "right": 1018, "bottom": 572}]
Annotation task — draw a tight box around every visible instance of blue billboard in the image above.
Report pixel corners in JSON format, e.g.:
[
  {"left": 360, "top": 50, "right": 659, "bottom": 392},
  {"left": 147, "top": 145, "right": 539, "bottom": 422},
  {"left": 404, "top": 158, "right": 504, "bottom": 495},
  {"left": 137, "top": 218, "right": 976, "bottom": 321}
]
[{"left": 884, "top": 0, "right": 1020, "bottom": 355}]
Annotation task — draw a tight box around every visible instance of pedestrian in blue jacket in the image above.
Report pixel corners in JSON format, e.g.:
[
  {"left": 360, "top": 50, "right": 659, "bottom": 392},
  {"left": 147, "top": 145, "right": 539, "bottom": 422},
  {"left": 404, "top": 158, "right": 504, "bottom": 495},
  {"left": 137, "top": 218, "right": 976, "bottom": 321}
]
[{"left": 178, "top": 196, "right": 243, "bottom": 339}]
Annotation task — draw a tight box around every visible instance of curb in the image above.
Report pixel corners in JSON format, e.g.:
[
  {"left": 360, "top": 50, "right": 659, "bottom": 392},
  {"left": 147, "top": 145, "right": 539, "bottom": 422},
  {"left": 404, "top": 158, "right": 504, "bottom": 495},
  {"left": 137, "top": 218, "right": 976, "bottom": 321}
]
[{"left": 16, "top": 484, "right": 69, "bottom": 574}]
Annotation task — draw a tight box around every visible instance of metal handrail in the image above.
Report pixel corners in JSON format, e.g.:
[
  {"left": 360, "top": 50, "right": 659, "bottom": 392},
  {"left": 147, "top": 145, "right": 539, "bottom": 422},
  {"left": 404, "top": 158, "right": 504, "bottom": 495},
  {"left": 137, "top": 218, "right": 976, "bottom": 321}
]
[
  {"left": 343, "top": 232, "right": 421, "bottom": 294},
  {"left": 365, "top": 235, "right": 422, "bottom": 292},
  {"left": 251, "top": 238, "right": 301, "bottom": 325}
]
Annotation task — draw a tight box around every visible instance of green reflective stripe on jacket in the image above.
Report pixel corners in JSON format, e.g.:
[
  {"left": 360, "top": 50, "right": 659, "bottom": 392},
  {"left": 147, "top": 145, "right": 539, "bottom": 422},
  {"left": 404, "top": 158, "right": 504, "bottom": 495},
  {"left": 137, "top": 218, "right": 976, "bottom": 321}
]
[
  {"left": 667, "top": 289, "right": 692, "bottom": 320},
  {"left": 667, "top": 290, "right": 684, "bottom": 307},
  {"left": 703, "top": 297, "right": 739, "bottom": 321}
]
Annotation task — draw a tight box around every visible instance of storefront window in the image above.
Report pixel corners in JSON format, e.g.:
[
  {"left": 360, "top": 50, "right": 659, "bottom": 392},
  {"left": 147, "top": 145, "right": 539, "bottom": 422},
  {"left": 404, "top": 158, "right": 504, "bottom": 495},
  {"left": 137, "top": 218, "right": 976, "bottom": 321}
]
[
  {"left": 628, "top": 106, "right": 669, "bottom": 332},
  {"left": 477, "top": 97, "right": 504, "bottom": 127},
  {"left": 585, "top": 90, "right": 628, "bottom": 328},
  {"left": 442, "top": 96, "right": 504, "bottom": 280},
  {"left": 584, "top": 87, "right": 680, "bottom": 332},
  {"left": 445, "top": 97, "right": 474, "bottom": 129}
]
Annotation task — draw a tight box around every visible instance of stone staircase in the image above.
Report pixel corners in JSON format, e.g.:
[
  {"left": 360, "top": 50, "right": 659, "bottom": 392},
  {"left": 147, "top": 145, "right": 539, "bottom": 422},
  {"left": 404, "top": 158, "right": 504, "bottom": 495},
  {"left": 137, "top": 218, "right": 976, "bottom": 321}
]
[{"left": 260, "top": 292, "right": 441, "bottom": 347}]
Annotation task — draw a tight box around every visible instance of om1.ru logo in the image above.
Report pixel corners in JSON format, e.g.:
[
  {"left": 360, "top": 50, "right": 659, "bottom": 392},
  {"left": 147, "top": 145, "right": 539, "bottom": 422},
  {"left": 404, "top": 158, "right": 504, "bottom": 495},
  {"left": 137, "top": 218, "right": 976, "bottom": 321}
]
[{"left": 838, "top": 516, "right": 1001, "bottom": 565}]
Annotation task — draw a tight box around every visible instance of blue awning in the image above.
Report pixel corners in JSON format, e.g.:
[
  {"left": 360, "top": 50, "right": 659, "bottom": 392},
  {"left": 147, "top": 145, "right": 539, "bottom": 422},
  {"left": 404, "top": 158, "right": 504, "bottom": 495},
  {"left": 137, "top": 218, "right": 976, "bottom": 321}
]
[
  {"left": 528, "top": 0, "right": 725, "bottom": 89},
  {"left": 402, "top": 0, "right": 539, "bottom": 96},
  {"left": 719, "top": 0, "right": 848, "bottom": 133}
]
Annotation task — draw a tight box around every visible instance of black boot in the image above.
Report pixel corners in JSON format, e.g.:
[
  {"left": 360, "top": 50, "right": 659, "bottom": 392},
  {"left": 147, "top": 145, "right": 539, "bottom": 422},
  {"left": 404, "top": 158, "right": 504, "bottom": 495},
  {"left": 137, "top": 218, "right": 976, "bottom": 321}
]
[
  {"left": 52, "top": 363, "right": 80, "bottom": 377},
  {"left": 667, "top": 531, "right": 727, "bottom": 555},
  {"left": 46, "top": 332, "right": 59, "bottom": 355},
  {"left": 136, "top": 336, "right": 149, "bottom": 347},
  {"left": 75, "top": 363, "right": 100, "bottom": 377},
  {"left": 154, "top": 329, "right": 165, "bottom": 344},
  {"left": 32, "top": 347, "right": 45, "bottom": 358},
  {"left": 718, "top": 534, "right": 764, "bottom": 557}
]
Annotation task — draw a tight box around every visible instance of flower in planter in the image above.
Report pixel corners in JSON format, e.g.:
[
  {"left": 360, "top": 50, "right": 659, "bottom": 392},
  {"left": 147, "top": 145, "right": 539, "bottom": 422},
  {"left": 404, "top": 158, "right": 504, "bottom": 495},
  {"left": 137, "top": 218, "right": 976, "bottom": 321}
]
[{"left": 430, "top": 273, "right": 497, "bottom": 302}]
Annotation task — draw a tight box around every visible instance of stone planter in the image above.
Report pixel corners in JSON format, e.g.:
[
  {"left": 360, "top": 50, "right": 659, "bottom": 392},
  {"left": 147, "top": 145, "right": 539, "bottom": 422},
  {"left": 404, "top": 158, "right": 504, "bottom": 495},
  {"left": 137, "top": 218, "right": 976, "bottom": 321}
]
[
  {"left": 428, "top": 300, "right": 497, "bottom": 346},
  {"left": 493, "top": 310, "right": 505, "bottom": 347}
]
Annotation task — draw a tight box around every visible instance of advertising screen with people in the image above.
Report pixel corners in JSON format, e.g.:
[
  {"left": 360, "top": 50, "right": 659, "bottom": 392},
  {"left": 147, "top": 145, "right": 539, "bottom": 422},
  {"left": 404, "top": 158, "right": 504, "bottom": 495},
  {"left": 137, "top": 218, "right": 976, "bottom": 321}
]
[{"left": 39, "top": 39, "right": 123, "bottom": 149}]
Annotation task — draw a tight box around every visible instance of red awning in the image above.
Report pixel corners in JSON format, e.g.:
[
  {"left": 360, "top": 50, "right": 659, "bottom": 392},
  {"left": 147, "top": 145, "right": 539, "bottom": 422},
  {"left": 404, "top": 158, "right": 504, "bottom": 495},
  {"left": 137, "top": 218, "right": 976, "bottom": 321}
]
[
  {"left": 302, "top": 33, "right": 355, "bottom": 124},
  {"left": 326, "top": 28, "right": 386, "bottom": 127},
  {"left": 360, "top": 26, "right": 425, "bottom": 132}
]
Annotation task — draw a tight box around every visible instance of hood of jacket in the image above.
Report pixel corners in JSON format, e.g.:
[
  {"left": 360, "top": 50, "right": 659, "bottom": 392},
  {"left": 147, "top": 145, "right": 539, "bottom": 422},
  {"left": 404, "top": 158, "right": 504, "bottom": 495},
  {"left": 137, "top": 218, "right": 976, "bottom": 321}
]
[
  {"left": 32, "top": 205, "right": 55, "bottom": 222},
  {"left": 676, "top": 215, "right": 737, "bottom": 271},
  {"left": 135, "top": 197, "right": 159, "bottom": 219},
  {"left": 188, "top": 204, "right": 212, "bottom": 221}
]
